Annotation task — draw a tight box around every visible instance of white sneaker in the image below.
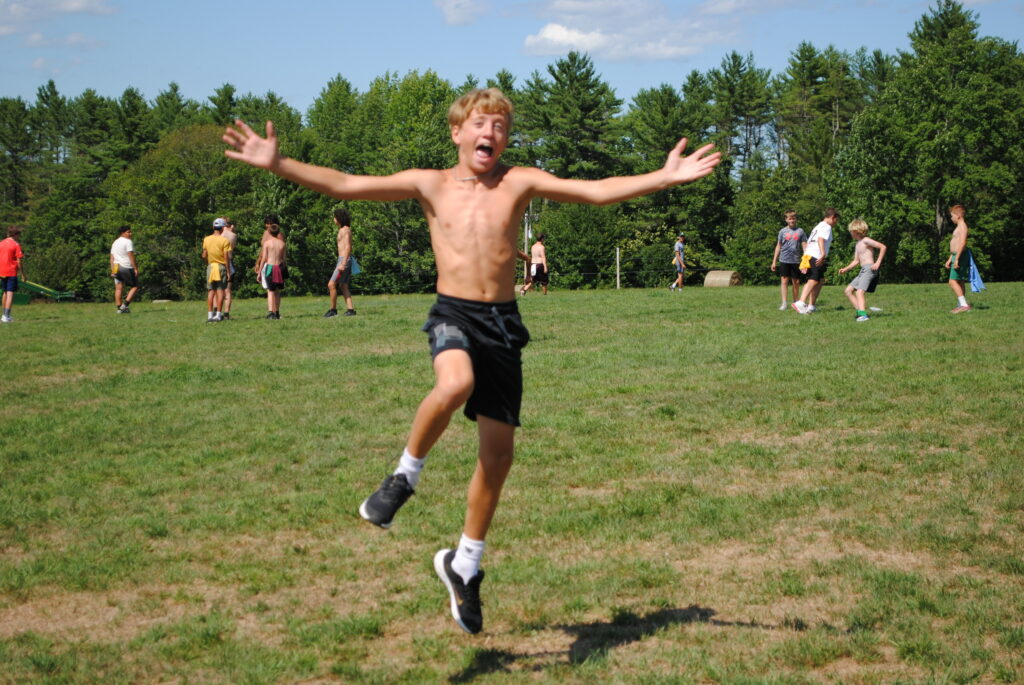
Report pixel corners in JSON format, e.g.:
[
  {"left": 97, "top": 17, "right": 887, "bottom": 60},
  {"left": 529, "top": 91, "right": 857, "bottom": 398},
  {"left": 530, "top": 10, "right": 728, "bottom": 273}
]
[
  {"left": 807, "top": 305, "right": 817, "bottom": 313},
  {"left": 1, "top": 315, "right": 11, "bottom": 323},
  {"left": 791, "top": 302, "right": 807, "bottom": 314},
  {"left": 779, "top": 303, "right": 788, "bottom": 311}
]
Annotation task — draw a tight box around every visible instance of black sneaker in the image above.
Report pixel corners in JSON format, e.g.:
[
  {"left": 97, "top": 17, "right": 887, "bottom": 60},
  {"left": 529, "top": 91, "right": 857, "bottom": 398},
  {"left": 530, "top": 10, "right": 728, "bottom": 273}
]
[
  {"left": 434, "top": 549, "right": 484, "bottom": 634},
  {"left": 358, "top": 473, "right": 414, "bottom": 528},
  {"left": 117, "top": 304, "right": 129, "bottom": 314},
  {"left": 266, "top": 312, "right": 276, "bottom": 319},
  {"left": 324, "top": 308, "right": 338, "bottom": 318},
  {"left": 344, "top": 309, "right": 357, "bottom": 316},
  {"left": 221, "top": 312, "right": 229, "bottom": 320}
]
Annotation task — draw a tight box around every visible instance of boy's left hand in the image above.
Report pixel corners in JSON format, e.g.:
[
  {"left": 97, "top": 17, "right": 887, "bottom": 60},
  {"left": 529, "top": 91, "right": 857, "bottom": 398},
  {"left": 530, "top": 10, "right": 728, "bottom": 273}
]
[{"left": 663, "top": 138, "right": 721, "bottom": 185}]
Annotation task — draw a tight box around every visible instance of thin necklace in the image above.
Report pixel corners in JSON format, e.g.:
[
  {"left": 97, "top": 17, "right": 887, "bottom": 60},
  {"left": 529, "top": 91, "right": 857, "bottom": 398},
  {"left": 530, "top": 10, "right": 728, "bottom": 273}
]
[{"left": 454, "top": 173, "right": 478, "bottom": 182}]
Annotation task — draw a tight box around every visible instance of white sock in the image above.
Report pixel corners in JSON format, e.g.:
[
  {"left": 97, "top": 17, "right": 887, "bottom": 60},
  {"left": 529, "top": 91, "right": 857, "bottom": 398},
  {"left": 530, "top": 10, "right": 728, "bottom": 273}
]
[
  {"left": 393, "top": 448, "right": 425, "bottom": 488},
  {"left": 207, "top": 311, "right": 213, "bottom": 319},
  {"left": 451, "top": 534, "right": 485, "bottom": 584},
  {"left": 958, "top": 296, "right": 968, "bottom": 307}
]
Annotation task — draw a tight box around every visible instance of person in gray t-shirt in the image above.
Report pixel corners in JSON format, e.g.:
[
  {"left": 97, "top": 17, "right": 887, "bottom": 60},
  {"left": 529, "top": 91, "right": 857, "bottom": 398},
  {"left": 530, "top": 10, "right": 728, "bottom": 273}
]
[{"left": 770, "top": 210, "right": 806, "bottom": 310}]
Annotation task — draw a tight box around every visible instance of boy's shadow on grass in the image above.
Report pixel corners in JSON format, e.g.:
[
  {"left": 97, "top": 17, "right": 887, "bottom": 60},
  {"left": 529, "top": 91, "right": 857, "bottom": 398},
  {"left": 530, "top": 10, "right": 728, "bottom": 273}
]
[{"left": 449, "top": 605, "right": 806, "bottom": 683}]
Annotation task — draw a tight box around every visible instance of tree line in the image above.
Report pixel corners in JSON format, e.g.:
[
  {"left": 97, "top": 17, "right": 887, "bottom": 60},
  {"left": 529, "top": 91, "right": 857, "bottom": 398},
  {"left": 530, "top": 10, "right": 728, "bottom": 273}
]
[{"left": 1, "top": 1, "right": 1020, "bottom": 301}]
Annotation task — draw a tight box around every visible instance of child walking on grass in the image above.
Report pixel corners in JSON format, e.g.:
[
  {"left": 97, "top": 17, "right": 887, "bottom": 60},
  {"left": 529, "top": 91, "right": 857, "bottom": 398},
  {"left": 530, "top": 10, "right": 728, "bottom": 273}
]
[
  {"left": 222, "top": 88, "right": 720, "bottom": 634},
  {"left": 838, "top": 219, "right": 886, "bottom": 322}
]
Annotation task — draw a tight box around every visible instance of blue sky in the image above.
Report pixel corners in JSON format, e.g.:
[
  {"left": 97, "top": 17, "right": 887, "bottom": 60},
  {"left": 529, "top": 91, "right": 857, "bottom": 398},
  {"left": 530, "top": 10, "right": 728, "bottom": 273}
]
[{"left": 1, "top": 0, "right": 1021, "bottom": 115}]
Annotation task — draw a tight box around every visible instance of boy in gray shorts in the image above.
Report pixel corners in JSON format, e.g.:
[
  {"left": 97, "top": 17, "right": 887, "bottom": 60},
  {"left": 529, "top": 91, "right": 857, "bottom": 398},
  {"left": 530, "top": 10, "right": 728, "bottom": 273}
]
[{"left": 838, "top": 219, "right": 887, "bottom": 322}]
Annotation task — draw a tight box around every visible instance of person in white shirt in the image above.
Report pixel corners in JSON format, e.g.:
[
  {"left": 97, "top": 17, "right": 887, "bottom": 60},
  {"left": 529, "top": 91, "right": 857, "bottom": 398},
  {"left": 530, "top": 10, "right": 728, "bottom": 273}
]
[
  {"left": 792, "top": 208, "right": 839, "bottom": 314},
  {"left": 110, "top": 226, "right": 139, "bottom": 314}
]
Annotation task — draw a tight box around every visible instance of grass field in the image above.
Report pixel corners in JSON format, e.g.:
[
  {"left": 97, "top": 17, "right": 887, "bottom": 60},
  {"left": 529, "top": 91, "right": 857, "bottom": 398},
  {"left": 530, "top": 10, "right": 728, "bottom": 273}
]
[{"left": 1, "top": 283, "right": 1022, "bottom": 684}]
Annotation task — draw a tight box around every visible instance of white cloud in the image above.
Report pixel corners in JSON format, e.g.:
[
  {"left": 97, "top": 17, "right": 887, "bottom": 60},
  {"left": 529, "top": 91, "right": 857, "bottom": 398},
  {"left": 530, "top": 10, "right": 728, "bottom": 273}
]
[
  {"left": 0, "top": 0, "right": 116, "bottom": 37},
  {"left": 524, "top": 23, "right": 611, "bottom": 53},
  {"left": 22, "top": 29, "right": 99, "bottom": 48},
  {"left": 524, "top": 0, "right": 727, "bottom": 61},
  {"left": 698, "top": 0, "right": 805, "bottom": 14},
  {"left": 433, "top": 0, "right": 488, "bottom": 26},
  {"left": 31, "top": 56, "right": 48, "bottom": 69}
]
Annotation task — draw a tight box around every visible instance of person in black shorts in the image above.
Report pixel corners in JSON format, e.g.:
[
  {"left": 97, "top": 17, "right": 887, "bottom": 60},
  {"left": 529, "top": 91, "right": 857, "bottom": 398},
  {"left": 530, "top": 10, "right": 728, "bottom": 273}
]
[
  {"left": 520, "top": 233, "right": 548, "bottom": 295},
  {"left": 793, "top": 208, "right": 839, "bottom": 314},
  {"left": 223, "top": 87, "right": 720, "bottom": 635},
  {"left": 770, "top": 210, "right": 806, "bottom": 310},
  {"left": 423, "top": 294, "right": 529, "bottom": 426}
]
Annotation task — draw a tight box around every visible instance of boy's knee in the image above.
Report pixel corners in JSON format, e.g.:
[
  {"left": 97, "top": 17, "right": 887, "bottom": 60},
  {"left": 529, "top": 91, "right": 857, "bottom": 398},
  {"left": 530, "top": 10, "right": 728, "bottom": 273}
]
[{"left": 434, "top": 376, "right": 473, "bottom": 409}]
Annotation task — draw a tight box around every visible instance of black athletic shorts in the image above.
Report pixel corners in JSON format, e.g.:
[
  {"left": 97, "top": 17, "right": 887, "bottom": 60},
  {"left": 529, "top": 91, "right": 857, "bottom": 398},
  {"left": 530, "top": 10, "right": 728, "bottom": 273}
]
[
  {"left": 777, "top": 262, "right": 805, "bottom": 281},
  {"left": 115, "top": 266, "right": 138, "bottom": 287},
  {"left": 806, "top": 259, "right": 828, "bottom": 282},
  {"left": 422, "top": 293, "right": 530, "bottom": 427}
]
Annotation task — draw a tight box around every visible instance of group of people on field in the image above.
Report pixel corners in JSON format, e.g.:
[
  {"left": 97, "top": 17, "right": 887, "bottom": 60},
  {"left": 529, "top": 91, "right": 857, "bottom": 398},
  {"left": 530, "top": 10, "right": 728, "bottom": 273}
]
[
  {"left": 768, "top": 205, "right": 973, "bottom": 320},
  {"left": 1, "top": 85, "right": 983, "bottom": 646},
  {"left": 103, "top": 209, "right": 360, "bottom": 323}
]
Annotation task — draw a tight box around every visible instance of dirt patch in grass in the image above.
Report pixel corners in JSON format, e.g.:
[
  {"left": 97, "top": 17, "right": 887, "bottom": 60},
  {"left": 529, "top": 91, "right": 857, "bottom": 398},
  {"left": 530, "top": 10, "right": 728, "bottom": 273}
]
[
  {"left": 0, "top": 528, "right": 399, "bottom": 643},
  {"left": 0, "top": 573, "right": 395, "bottom": 644}
]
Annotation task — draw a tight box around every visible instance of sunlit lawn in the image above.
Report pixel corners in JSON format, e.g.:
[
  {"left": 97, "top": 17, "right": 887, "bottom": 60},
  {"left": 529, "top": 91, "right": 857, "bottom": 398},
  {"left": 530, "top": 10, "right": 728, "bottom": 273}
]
[{"left": 1, "top": 283, "right": 1022, "bottom": 683}]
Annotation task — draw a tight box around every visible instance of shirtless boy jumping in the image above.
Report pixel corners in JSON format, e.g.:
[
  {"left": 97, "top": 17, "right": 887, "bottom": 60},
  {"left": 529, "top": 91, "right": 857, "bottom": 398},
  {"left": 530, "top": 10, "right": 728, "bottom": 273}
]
[{"left": 223, "top": 88, "right": 720, "bottom": 634}]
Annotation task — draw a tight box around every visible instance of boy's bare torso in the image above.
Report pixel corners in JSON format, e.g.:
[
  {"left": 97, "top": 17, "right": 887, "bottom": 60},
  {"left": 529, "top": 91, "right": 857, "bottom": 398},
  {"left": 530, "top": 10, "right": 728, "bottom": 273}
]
[
  {"left": 530, "top": 240, "right": 546, "bottom": 265},
  {"left": 262, "top": 237, "right": 285, "bottom": 265},
  {"left": 950, "top": 221, "right": 968, "bottom": 255},
  {"left": 417, "top": 164, "right": 531, "bottom": 302},
  {"left": 854, "top": 238, "right": 875, "bottom": 266},
  {"left": 337, "top": 226, "right": 351, "bottom": 258}
]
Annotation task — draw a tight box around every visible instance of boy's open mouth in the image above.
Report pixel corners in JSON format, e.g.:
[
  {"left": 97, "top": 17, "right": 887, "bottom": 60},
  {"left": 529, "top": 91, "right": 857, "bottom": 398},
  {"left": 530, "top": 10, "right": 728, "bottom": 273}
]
[{"left": 476, "top": 144, "right": 494, "bottom": 158}]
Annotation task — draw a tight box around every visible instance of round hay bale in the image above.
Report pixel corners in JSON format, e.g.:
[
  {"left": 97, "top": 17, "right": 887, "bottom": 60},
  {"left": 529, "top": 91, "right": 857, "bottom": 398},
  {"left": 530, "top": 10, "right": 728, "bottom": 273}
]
[{"left": 703, "top": 270, "right": 743, "bottom": 287}]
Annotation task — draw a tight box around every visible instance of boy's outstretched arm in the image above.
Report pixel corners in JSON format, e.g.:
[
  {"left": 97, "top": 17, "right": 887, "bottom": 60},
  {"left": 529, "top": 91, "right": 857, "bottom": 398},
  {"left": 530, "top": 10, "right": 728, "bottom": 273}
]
[
  {"left": 527, "top": 138, "right": 721, "bottom": 205},
  {"left": 223, "top": 120, "right": 425, "bottom": 202}
]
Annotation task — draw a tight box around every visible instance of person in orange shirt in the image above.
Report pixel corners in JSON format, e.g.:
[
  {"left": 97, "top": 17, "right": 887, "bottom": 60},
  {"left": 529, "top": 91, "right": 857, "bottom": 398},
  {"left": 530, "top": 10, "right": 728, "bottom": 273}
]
[{"left": 1, "top": 226, "right": 26, "bottom": 323}]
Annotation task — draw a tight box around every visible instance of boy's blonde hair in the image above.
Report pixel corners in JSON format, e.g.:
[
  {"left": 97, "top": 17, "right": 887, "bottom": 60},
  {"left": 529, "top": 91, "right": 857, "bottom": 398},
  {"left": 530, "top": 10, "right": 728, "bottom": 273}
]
[
  {"left": 848, "top": 218, "right": 869, "bottom": 238},
  {"left": 447, "top": 88, "right": 513, "bottom": 128},
  {"left": 949, "top": 204, "right": 965, "bottom": 218}
]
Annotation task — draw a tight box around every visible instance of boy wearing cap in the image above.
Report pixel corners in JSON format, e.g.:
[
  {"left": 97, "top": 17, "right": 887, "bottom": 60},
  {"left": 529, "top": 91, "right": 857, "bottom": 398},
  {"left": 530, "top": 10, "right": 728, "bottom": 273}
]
[
  {"left": 202, "top": 218, "right": 232, "bottom": 322},
  {"left": 1, "top": 225, "right": 25, "bottom": 323},
  {"left": 110, "top": 225, "right": 139, "bottom": 314},
  {"left": 223, "top": 88, "right": 720, "bottom": 634}
]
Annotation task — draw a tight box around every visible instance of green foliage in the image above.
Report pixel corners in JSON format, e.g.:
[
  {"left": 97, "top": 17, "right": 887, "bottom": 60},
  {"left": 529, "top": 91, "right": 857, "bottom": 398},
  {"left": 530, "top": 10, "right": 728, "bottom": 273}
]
[
  {"left": 828, "top": 0, "right": 1024, "bottom": 281},
  {"left": 1, "top": 1, "right": 1022, "bottom": 298}
]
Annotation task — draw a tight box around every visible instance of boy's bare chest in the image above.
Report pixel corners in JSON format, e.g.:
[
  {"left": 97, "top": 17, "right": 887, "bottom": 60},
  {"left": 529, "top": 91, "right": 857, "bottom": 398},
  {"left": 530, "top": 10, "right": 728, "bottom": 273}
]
[{"left": 433, "top": 185, "right": 524, "bottom": 236}]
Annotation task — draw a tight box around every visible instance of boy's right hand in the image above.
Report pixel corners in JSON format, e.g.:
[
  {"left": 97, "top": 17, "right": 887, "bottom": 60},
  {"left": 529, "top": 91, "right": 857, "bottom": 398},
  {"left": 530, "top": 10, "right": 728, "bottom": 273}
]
[{"left": 223, "top": 120, "right": 280, "bottom": 170}]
